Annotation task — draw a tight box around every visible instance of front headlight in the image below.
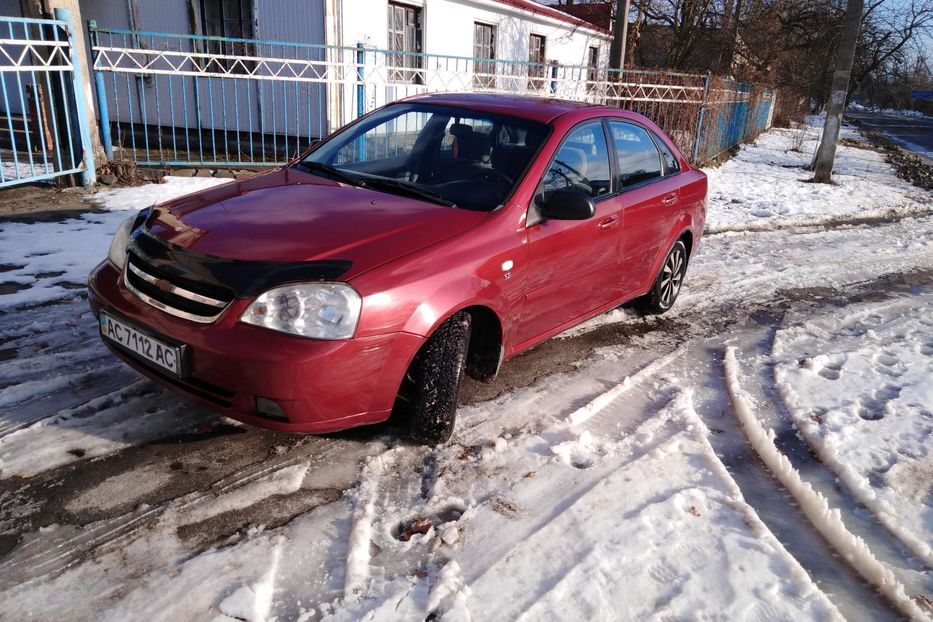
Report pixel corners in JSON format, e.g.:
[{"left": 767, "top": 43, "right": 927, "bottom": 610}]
[
  {"left": 108, "top": 207, "right": 150, "bottom": 270},
  {"left": 240, "top": 283, "right": 362, "bottom": 339},
  {"left": 107, "top": 215, "right": 135, "bottom": 270}
]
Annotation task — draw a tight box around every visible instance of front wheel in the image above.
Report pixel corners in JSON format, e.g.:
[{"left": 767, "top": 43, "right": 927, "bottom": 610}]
[
  {"left": 633, "top": 239, "right": 688, "bottom": 315},
  {"left": 398, "top": 312, "right": 472, "bottom": 445}
]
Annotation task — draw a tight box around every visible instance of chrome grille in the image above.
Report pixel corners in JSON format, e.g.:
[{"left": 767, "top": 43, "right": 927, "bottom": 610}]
[{"left": 123, "top": 253, "right": 232, "bottom": 323}]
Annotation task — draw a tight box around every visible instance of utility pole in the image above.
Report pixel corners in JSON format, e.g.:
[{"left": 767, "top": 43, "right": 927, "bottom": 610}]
[
  {"left": 811, "top": 0, "right": 865, "bottom": 183},
  {"left": 609, "top": 0, "right": 631, "bottom": 74}
]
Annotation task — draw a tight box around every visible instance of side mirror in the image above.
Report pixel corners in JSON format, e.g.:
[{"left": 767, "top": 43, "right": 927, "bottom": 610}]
[{"left": 538, "top": 189, "right": 596, "bottom": 221}]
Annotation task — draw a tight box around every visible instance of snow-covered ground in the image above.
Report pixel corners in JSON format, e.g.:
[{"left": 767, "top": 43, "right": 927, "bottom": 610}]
[
  {"left": 0, "top": 177, "right": 227, "bottom": 308},
  {"left": 848, "top": 103, "right": 930, "bottom": 119},
  {"left": 774, "top": 293, "right": 933, "bottom": 567},
  {"left": 0, "top": 120, "right": 931, "bottom": 621},
  {"left": 704, "top": 121, "right": 930, "bottom": 233},
  {"left": 0, "top": 365, "right": 845, "bottom": 622}
]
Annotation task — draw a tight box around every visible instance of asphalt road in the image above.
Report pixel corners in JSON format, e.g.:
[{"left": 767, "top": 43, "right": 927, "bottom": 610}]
[{"left": 845, "top": 110, "right": 933, "bottom": 162}]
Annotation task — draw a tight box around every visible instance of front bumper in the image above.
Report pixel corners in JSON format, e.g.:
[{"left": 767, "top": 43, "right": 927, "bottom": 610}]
[{"left": 88, "top": 260, "right": 424, "bottom": 433}]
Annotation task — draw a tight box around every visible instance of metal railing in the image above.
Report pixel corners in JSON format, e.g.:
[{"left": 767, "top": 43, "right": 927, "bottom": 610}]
[
  {"left": 88, "top": 24, "right": 774, "bottom": 168},
  {"left": 89, "top": 25, "right": 349, "bottom": 167},
  {"left": 0, "top": 12, "right": 94, "bottom": 189}
]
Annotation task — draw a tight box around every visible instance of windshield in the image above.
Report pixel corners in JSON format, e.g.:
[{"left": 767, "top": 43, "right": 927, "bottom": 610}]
[{"left": 298, "top": 103, "right": 549, "bottom": 211}]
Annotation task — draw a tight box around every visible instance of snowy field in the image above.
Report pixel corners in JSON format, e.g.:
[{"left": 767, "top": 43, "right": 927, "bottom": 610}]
[
  {"left": 704, "top": 121, "right": 930, "bottom": 232},
  {"left": 0, "top": 121, "right": 931, "bottom": 621}
]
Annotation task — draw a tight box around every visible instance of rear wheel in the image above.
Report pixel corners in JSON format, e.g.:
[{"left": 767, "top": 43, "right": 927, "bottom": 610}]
[
  {"left": 397, "top": 312, "right": 472, "bottom": 445},
  {"left": 633, "top": 239, "right": 688, "bottom": 315}
]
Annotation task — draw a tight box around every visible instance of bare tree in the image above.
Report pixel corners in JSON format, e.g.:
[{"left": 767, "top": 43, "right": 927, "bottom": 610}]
[
  {"left": 811, "top": 0, "right": 864, "bottom": 183},
  {"left": 715, "top": 0, "right": 741, "bottom": 73},
  {"left": 850, "top": 0, "right": 933, "bottom": 99},
  {"left": 640, "top": 0, "right": 720, "bottom": 68}
]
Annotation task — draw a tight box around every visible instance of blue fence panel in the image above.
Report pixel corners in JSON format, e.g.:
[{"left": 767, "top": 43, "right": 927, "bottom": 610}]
[
  {"left": 694, "top": 78, "right": 774, "bottom": 164},
  {"left": 0, "top": 14, "right": 88, "bottom": 188}
]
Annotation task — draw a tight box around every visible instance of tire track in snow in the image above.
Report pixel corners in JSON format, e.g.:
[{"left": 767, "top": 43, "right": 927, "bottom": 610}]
[
  {"left": 724, "top": 347, "right": 929, "bottom": 621},
  {"left": 462, "top": 409, "right": 686, "bottom": 590},
  {"left": 0, "top": 298, "right": 135, "bottom": 437},
  {"left": 0, "top": 435, "right": 353, "bottom": 589},
  {"left": 704, "top": 201, "right": 932, "bottom": 235},
  {"left": 564, "top": 347, "right": 683, "bottom": 426},
  {"left": 461, "top": 389, "right": 843, "bottom": 621},
  {"left": 343, "top": 454, "right": 382, "bottom": 600},
  {"left": 0, "top": 368, "right": 136, "bottom": 438},
  {"left": 677, "top": 341, "right": 905, "bottom": 621},
  {"left": 0, "top": 503, "right": 168, "bottom": 590},
  {"left": 771, "top": 296, "right": 933, "bottom": 569},
  {"left": 507, "top": 391, "right": 845, "bottom": 622},
  {"left": 726, "top": 320, "right": 932, "bottom": 600}
]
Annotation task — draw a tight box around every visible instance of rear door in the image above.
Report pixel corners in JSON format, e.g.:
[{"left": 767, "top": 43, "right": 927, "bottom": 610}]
[
  {"left": 516, "top": 120, "right": 623, "bottom": 345},
  {"left": 608, "top": 120, "right": 682, "bottom": 295}
]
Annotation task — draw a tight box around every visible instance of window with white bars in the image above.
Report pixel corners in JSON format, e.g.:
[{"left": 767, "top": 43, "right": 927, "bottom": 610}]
[
  {"left": 473, "top": 22, "right": 496, "bottom": 89},
  {"left": 198, "top": 0, "right": 254, "bottom": 73},
  {"left": 200, "top": 0, "right": 253, "bottom": 55},
  {"left": 587, "top": 46, "right": 599, "bottom": 92},
  {"left": 528, "top": 34, "right": 547, "bottom": 90},
  {"left": 387, "top": 2, "right": 423, "bottom": 84}
]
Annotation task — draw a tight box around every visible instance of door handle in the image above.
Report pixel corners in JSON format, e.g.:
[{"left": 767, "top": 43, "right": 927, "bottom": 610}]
[
  {"left": 598, "top": 215, "right": 620, "bottom": 230},
  {"left": 662, "top": 192, "right": 678, "bottom": 206}
]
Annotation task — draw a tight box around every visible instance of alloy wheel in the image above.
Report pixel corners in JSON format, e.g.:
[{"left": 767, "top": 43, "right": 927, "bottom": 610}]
[{"left": 659, "top": 246, "right": 685, "bottom": 308}]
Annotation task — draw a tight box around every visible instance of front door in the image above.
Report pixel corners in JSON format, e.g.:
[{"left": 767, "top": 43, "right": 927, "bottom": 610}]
[{"left": 516, "top": 121, "right": 622, "bottom": 346}]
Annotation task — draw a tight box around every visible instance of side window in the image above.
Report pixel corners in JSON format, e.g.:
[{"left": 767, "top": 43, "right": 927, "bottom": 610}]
[
  {"left": 540, "top": 122, "right": 611, "bottom": 201},
  {"left": 654, "top": 133, "right": 681, "bottom": 174},
  {"left": 608, "top": 121, "right": 662, "bottom": 188}
]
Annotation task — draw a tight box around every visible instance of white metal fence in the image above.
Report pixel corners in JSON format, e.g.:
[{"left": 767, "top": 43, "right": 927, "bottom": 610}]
[{"left": 88, "top": 24, "right": 774, "bottom": 167}]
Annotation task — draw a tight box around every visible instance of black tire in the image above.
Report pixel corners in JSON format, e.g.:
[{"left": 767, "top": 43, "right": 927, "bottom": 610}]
[
  {"left": 633, "top": 239, "right": 688, "bottom": 315},
  {"left": 398, "top": 312, "right": 472, "bottom": 445}
]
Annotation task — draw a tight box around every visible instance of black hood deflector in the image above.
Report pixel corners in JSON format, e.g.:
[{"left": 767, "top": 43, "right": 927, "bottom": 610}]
[{"left": 129, "top": 229, "right": 353, "bottom": 299}]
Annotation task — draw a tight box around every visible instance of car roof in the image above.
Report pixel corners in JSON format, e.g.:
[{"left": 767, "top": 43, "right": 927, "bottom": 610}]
[{"left": 397, "top": 92, "right": 605, "bottom": 124}]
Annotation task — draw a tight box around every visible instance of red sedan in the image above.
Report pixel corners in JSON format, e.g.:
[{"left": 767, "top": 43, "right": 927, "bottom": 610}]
[{"left": 88, "top": 93, "right": 707, "bottom": 443}]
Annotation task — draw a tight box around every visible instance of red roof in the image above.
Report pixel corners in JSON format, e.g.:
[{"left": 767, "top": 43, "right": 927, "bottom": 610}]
[{"left": 490, "top": 0, "right": 610, "bottom": 34}]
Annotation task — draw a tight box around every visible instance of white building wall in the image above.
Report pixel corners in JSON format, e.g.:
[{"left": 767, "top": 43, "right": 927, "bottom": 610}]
[
  {"left": 335, "top": 0, "right": 610, "bottom": 124},
  {"left": 339, "top": 0, "right": 609, "bottom": 66},
  {"left": 425, "top": 0, "right": 607, "bottom": 67}
]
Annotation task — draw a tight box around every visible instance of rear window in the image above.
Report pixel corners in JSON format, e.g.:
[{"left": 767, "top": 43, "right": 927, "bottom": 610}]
[
  {"left": 653, "top": 133, "right": 681, "bottom": 175},
  {"left": 608, "top": 121, "right": 662, "bottom": 188}
]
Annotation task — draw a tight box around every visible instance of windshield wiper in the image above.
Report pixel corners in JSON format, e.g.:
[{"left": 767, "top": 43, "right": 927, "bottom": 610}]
[
  {"left": 295, "top": 160, "right": 366, "bottom": 187},
  {"left": 360, "top": 177, "right": 456, "bottom": 207}
]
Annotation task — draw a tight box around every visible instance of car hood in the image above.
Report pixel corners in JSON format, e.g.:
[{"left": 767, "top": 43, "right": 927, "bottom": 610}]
[{"left": 146, "top": 168, "right": 486, "bottom": 278}]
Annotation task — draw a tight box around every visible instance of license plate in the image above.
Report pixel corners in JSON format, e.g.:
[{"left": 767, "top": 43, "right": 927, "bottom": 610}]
[{"left": 100, "top": 312, "right": 183, "bottom": 376}]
